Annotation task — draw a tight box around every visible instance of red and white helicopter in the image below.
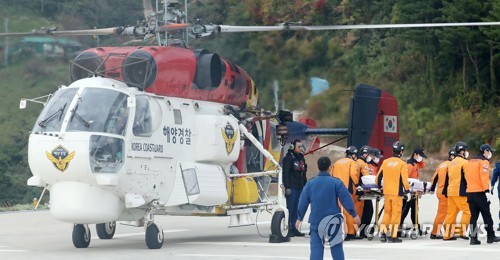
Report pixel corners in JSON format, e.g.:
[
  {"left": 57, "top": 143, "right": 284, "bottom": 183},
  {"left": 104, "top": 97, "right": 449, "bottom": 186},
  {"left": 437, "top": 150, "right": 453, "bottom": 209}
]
[{"left": 3, "top": 0, "right": 499, "bottom": 249}]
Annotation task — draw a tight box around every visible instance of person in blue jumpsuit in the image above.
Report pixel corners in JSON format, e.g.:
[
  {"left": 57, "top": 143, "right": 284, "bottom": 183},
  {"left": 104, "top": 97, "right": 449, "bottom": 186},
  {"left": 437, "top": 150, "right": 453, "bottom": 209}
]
[
  {"left": 296, "top": 157, "right": 360, "bottom": 260},
  {"left": 490, "top": 161, "right": 500, "bottom": 231}
]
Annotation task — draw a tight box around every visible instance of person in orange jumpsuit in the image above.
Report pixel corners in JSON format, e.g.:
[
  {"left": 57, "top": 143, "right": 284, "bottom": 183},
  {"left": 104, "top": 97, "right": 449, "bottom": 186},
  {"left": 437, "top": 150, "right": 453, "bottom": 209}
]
[
  {"left": 376, "top": 141, "right": 410, "bottom": 243},
  {"left": 330, "top": 146, "right": 362, "bottom": 240},
  {"left": 361, "top": 147, "right": 382, "bottom": 238},
  {"left": 356, "top": 145, "right": 374, "bottom": 238},
  {"left": 465, "top": 144, "right": 500, "bottom": 245},
  {"left": 368, "top": 148, "right": 383, "bottom": 174},
  {"left": 442, "top": 141, "right": 471, "bottom": 240},
  {"left": 429, "top": 149, "right": 456, "bottom": 239},
  {"left": 401, "top": 147, "right": 426, "bottom": 235}
]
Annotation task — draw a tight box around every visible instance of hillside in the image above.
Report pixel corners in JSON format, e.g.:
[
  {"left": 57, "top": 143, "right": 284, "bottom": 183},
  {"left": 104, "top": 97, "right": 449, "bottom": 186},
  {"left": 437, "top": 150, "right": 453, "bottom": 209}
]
[{"left": 0, "top": 0, "right": 499, "bottom": 204}]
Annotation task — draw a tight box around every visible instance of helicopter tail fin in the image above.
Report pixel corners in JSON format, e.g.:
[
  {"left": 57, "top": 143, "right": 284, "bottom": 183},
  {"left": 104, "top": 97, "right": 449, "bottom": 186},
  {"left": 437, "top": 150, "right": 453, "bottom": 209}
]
[{"left": 347, "top": 84, "right": 399, "bottom": 158}]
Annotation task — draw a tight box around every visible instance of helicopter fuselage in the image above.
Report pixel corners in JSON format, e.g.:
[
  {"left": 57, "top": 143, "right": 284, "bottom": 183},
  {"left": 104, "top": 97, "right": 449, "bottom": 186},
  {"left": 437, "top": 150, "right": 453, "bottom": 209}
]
[{"left": 28, "top": 77, "right": 241, "bottom": 224}]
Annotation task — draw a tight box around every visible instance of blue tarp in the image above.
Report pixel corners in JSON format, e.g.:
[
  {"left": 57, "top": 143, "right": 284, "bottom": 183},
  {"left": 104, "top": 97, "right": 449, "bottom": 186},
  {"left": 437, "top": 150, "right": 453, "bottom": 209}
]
[{"left": 310, "top": 77, "right": 329, "bottom": 96}]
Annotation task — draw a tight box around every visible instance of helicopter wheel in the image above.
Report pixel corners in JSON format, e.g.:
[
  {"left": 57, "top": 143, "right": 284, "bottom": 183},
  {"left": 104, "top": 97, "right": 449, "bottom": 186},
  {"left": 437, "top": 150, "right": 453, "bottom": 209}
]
[
  {"left": 270, "top": 210, "right": 290, "bottom": 243},
  {"left": 72, "top": 224, "right": 91, "bottom": 248},
  {"left": 96, "top": 221, "right": 116, "bottom": 239},
  {"left": 145, "top": 223, "right": 164, "bottom": 249}
]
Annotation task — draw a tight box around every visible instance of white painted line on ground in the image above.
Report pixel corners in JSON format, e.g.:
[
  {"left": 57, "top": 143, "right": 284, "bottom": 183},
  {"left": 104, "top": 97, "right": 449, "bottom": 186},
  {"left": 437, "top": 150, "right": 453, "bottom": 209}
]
[
  {"left": 178, "top": 254, "right": 374, "bottom": 260},
  {"left": 91, "top": 229, "right": 189, "bottom": 240},
  {"left": 181, "top": 241, "right": 500, "bottom": 253},
  {"left": 0, "top": 249, "right": 28, "bottom": 252},
  {"left": 178, "top": 253, "right": 308, "bottom": 259}
]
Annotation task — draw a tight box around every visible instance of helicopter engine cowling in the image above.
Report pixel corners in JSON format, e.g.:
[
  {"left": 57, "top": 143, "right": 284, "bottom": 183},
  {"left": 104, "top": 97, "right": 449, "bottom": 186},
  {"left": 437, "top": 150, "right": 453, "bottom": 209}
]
[
  {"left": 122, "top": 50, "right": 157, "bottom": 90},
  {"left": 70, "top": 51, "right": 104, "bottom": 82}
]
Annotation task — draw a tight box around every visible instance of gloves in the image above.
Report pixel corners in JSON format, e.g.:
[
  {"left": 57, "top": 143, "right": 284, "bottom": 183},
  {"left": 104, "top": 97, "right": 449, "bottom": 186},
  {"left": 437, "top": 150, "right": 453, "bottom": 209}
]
[
  {"left": 285, "top": 188, "right": 292, "bottom": 196},
  {"left": 356, "top": 185, "right": 364, "bottom": 196}
]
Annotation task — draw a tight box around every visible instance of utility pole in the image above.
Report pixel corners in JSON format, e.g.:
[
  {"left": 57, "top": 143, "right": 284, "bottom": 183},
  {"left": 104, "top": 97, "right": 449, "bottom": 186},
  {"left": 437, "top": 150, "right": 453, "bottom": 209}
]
[{"left": 4, "top": 17, "right": 8, "bottom": 67}]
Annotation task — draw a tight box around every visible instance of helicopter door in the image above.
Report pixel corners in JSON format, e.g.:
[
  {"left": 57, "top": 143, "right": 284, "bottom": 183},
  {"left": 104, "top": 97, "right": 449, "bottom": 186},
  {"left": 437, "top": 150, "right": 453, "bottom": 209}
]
[{"left": 127, "top": 95, "right": 170, "bottom": 199}]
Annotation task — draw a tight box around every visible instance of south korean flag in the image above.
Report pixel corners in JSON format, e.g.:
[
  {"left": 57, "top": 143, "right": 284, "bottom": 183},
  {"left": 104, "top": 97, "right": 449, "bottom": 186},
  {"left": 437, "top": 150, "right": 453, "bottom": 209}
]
[{"left": 384, "top": 115, "right": 397, "bottom": 133}]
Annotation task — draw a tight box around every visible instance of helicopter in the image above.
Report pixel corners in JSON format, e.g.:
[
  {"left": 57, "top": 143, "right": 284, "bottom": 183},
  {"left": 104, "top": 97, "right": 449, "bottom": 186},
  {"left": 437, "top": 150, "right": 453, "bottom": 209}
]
[{"left": 2, "top": 0, "right": 500, "bottom": 250}]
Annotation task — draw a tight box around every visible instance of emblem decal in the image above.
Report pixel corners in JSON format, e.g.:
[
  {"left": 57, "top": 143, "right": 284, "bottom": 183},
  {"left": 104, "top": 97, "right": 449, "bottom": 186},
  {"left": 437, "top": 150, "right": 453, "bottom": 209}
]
[
  {"left": 221, "top": 123, "right": 238, "bottom": 154},
  {"left": 45, "top": 145, "right": 75, "bottom": 172}
]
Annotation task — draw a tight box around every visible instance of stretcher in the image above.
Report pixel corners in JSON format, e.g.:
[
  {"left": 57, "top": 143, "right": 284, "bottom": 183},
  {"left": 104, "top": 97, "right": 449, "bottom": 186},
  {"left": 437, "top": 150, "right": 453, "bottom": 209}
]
[
  {"left": 358, "top": 176, "right": 383, "bottom": 240},
  {"left": 358, "top": 176, "right": 432, "bottom": 240}
]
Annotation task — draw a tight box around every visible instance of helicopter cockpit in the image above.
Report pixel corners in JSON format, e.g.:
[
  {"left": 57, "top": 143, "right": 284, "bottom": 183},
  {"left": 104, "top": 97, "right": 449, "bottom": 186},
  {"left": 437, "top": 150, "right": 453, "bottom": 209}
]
[{"left": 32, "top": 79, "right": 162, "bottom": 174}]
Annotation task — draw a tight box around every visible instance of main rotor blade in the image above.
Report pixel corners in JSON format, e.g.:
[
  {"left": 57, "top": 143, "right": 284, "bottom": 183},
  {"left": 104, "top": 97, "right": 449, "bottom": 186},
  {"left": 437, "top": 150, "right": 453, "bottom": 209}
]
[
  {"left": 289, "top": 22, "right": 500, "bottom": 30},
  {"left": 217, "top": 25, "right": 286, "bottom": 32},
  {"left": 0, "top": 27, "right": 121, "bottom": 37},
  {"left": 217, "top": 22, "right": 500, "bottom": 33}
]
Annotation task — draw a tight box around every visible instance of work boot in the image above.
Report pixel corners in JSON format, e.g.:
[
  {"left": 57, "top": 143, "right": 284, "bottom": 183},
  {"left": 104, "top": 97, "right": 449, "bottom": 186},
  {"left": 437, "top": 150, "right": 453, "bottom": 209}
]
[
  {"left": 487, "top": 236, "right": 500, "bottom": 244},
  {"left": 443, "top": 237, "right": 457, "bottom": 241},
  {"left": 292, "top": 229, "right": 305, "bottom": 237},
  {"left": 344, "top": 234, "right": 361, "bottom": 241},
  {"left": 388, "top": 237, "right": 403, "bottom": 243},
  {"left": 430, "top": 234, "right": 443, "bottom": 239},
  {"left": 459, "top": 235, "right": 469, "bottom": 240},
  {"left": 470, "top": 237, "right": 481, "bottom": 245},
  {"left": 380, "top": 233, "right": 387, "bottom": 243}
]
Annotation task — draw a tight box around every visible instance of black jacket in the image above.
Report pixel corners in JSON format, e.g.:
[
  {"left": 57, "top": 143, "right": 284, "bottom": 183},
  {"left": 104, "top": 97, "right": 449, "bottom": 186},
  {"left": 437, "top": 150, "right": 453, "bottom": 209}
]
[{"left": 282, "top": 150, "right": 307, "bottom": 189}]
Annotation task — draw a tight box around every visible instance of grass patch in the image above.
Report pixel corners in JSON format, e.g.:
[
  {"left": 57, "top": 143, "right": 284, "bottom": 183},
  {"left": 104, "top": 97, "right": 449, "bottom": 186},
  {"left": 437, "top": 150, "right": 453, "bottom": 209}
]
[{"left": 0, "top": 202, "right": 49, "bottom": 212}]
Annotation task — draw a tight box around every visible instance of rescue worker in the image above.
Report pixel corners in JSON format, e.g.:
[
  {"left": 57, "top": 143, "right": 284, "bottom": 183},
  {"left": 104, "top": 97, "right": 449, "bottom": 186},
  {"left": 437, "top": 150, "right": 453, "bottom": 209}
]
[
  {"left": 368, "top": 148, "right": 383, "bottom": 174},
  {"left": 297, "top": 157, "right": 360, "bottom": 260},
  {"left": 282, "top": 139, "right": 307, "bottom": 237},
  {"left": 491, "top": 161, "right": 500, "bottom": 231},
  {"left": 363, "top": 147, "right": 383, "bottom": 239},
  {"left": 429, "top": 149, "right": 456, "bottom": 239},
  {"left": 376, "top": 141, "right": 410, "bottom": 243},
  {"left": 442, "top": 141, "right": 471, "bottom": 241},
  {"left": 401, "top": 147, "right": 427, "bottom": 234},
  {"left": 330, "top": 146, "right": 362, "bottom": 240},
  {"left": 465, "top": 144, "right": 500, "bottom": 245},
  {"left": 356, "top": 145, "right": 374, "bottom": 238}
]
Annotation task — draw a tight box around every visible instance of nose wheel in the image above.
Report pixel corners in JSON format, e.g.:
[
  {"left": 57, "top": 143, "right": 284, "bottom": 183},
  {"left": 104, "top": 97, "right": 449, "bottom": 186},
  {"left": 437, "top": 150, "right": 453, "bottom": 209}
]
[
  {"left": 96, "top": 221, "right": 116, "bottom": 239},
  {"left": 72, "top": 224, "right": 91, "bottom": 248},
  {"left": 145, "top": 222, "right": 164, "bottom": 249}
]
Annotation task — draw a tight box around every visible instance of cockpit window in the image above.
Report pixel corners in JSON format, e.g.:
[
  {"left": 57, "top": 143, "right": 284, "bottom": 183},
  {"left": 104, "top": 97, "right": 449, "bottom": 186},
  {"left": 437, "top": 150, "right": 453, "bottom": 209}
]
[
  {"left": 33, "top": 88, "right": 78, "bottom": 132},
  {"left": 133, "top": 96, "right": 162, "bottom": 137},
  {"left": 66, "top": 88, "right": 129, "bottom": 135},
  {"left": 133, "top": 96, "right": 152, "bottom": 136}
]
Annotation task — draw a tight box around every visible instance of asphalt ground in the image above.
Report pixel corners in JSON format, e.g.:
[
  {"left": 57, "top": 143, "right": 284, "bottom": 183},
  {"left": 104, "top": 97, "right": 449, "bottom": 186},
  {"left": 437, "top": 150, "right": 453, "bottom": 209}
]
[{"left": 1, "top": 195, "right": 499, "bottom": 260}]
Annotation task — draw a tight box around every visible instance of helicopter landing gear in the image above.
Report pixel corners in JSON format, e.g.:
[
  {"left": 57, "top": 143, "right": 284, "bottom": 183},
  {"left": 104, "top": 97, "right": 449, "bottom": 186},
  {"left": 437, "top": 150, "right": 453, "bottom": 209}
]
[
  {"left": 269, "top": 210, "right": 290, "bottom": 243},
  {"left": 145, "top": 222, "right": 164, "bottom": 249},
  {"left": 96, "top": 221, "right": 116, "bottom": 239},
  {"left": 72, "top": 224, "right": 91, "bottom": 248},
  {"left": 144, "top": 208, "right": 164, "bottom": 249}
]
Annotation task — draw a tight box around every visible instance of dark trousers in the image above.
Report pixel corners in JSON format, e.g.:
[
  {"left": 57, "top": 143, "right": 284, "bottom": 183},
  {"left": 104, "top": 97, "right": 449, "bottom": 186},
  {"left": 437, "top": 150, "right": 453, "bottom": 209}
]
[
  {"left": 286, "top": 188, "right": 302, "bottom": 229},
  {"left": 310, "top": 228, "right": 344, "bottom": 260},
  {"left": 401, "top": 197, "right": 418, "bottom": 228},
  {"left": 467, "top": 192, "right": 495, "bottom": 239},
  {"left": 360, "top": 200, "right": 374, "bottom": 236}
]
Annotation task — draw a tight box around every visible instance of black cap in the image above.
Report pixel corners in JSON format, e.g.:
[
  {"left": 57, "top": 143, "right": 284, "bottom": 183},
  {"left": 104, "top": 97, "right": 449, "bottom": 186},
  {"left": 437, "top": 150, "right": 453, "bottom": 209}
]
[
  {"left": 373, "top": 148, "right": 383, "bottom": 158},
  {"left": 480, "top": 144, "right": 495, "bottom": 153},
  {"left": 448, "top": 149, "right": 456, "bottom": 156},
  {"left": 413, "top": 147, "right": 427, "bottom": 158}
]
